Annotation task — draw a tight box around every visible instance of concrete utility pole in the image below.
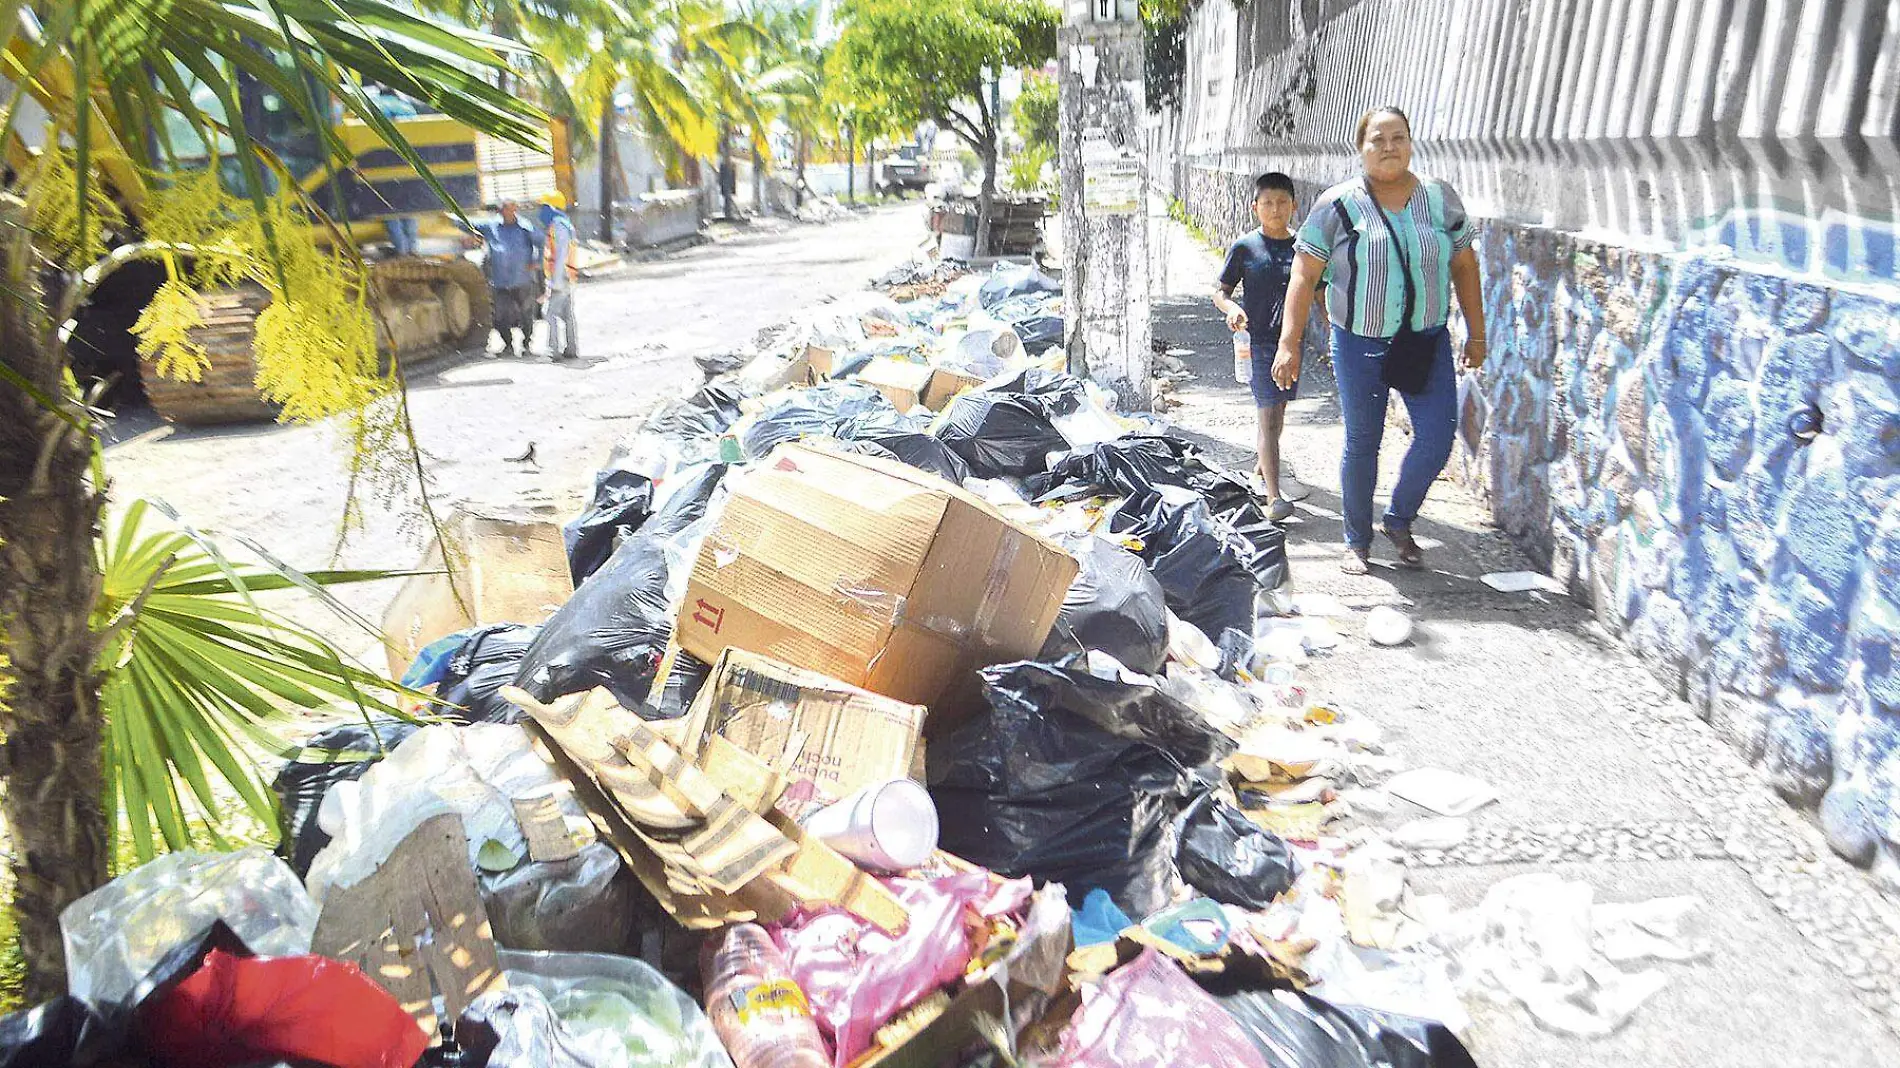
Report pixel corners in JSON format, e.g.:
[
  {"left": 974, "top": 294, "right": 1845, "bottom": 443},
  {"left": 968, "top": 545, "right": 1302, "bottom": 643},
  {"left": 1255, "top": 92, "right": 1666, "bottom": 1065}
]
[{"left": 1058, "top": 0, "right": 1151, "bottom": 410}]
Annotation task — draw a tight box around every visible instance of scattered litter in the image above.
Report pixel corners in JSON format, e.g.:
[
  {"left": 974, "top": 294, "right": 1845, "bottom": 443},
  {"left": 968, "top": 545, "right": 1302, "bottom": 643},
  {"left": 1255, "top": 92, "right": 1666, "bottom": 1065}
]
[
  {"left": 1434, "top": 873, "right": 1704, "bottom": 1037},
  {"left": 1384, "top": 768, "right": 1500, "bottom": 816},
  {"left": 1366, "top": 606, "right": 1415, "bottom": 646},
  {"left": 1481, "top": 570, "right": 1567, "bottom": 594},
  {"left": 1390, "top": 817, "right": 1474, "bottom": 850}
]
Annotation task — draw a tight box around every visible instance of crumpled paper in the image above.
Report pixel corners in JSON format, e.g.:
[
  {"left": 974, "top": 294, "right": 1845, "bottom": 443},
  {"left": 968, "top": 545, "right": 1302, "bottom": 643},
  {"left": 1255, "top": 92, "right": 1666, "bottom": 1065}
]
[{"left": 1432, "top": 873, "right": 1707, "bottom": 1037}]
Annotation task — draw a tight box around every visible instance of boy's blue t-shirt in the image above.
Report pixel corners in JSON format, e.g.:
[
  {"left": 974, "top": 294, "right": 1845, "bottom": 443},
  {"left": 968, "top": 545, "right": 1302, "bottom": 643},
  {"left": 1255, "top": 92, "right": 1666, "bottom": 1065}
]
[{"left": 1219, "top": 230, "right": 1297, "bottom": 354}]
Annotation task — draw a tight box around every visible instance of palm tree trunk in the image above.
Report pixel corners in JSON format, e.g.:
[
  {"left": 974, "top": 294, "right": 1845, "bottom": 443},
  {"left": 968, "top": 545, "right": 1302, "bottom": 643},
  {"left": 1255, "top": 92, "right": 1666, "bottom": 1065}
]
[
  {"left": 750, "top": 136, "right": 765, "bottom": 219},
  {"left": 718, "top": 120, "right": 737, "bottom": 220},
  {"left": 598, "top": 99, "right": 618, "bottom": 244},
  {"left": 0, "top": 262, "right": 110, "bottom": 1003}
]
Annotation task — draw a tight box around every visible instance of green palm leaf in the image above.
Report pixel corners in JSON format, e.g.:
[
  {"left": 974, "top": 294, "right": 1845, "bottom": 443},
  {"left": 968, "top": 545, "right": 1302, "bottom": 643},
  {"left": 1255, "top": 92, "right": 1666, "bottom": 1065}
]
[{"left": 94, "top": 499, "right": 438, "bottom": 863}]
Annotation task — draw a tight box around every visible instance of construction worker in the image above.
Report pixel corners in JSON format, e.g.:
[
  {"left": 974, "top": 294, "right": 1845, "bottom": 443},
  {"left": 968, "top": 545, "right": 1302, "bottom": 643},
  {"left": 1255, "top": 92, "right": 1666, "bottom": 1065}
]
[{"left": 538, "top": 191, "right": 579, "bottom": 361}]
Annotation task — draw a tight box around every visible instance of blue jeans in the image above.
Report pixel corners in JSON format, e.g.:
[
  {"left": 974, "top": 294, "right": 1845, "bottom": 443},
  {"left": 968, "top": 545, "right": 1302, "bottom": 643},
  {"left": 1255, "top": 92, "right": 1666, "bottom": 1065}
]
[
  {"left": 385, "top": 216, "right": 420, "bottom": 256},
  {"left": 1331, "top": 325, "right": 1457, "bottom": 550}
]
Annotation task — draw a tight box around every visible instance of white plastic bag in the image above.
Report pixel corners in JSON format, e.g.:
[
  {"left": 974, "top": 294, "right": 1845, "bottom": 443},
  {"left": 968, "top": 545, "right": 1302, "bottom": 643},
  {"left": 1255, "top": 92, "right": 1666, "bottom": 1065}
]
[{"left": 60, "top": 848, "right": 317, "bottom": 1009}]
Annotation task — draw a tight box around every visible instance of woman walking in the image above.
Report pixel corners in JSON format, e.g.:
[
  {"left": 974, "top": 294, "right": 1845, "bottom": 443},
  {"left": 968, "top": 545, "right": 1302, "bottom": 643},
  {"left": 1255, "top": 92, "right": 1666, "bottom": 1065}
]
[{"left": 1272, "top": 107, "right": 1487, "bottom": 574}]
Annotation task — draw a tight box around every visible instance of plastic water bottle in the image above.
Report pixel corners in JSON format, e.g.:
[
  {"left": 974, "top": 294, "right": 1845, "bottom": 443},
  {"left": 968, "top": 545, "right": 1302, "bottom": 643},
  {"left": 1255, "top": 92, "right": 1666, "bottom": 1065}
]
[
  {"left": 1232, "top": 329, "right": 1252, "bottom": 383},
  {"left": 702, "top": 924, "right": 828, "bottom": 1068}
]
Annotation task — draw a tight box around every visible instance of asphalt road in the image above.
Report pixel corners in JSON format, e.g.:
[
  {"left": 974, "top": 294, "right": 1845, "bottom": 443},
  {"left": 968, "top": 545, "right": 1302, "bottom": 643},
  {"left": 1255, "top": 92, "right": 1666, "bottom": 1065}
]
[{"left": 103, "top": 204, "right": 929, "bottom": 650}]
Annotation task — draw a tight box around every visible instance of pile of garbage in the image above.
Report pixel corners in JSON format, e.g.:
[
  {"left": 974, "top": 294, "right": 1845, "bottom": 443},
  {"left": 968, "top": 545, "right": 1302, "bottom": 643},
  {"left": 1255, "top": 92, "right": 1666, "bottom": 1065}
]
[{"left": 4, "top": 261, "right": 1698, "bottom": 1068}]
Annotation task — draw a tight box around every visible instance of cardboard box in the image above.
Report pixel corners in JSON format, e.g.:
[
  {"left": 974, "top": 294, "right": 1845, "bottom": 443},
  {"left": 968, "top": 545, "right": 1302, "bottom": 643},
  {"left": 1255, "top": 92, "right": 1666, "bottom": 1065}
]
[
  {"left": 921, "top": 367, "right": 987, "bottom": 412},
  {"left": 677, "top": 648, "right": 926, "bottom": 816},
  {"left": 379, "top": 505, "right": 573, "bottom": 679},
  {"left": 734, "top": 349, "right": 813, "bottom": 393},
  {"left": 675, "top": 442, "right": 1077, "bottom": 727},
  {"left": 854, "top": 357, "right": 936, "bottom": 412},
  {"left": 805, "top": 344, "right": 838, "bottom": 378}
]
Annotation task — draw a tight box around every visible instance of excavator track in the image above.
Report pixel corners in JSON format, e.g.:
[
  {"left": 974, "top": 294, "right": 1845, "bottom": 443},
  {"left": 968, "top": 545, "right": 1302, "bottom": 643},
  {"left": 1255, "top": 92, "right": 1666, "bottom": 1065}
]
[{"left": 143, "top": 257, "right": 494, "bottom": 426}]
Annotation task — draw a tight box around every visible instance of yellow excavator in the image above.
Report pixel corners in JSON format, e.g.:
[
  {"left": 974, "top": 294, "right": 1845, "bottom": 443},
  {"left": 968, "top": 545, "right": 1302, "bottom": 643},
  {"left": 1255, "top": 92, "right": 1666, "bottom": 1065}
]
[{"left": 13, "top": 56, "right": 575, "bottom": 425}]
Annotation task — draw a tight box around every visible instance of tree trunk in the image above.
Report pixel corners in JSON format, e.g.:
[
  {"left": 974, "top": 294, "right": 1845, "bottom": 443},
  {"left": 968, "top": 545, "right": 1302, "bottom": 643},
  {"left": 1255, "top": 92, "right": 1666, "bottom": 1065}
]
[
  {"left": 846, "top": 124, "right": 856, "bottom": 204},
  {"left": 794, "top": 133, "right": 806, "bottom": 210},
  {"left": 718, "top": 120, "right": 737, "bottom": 220},
  {"left": 0, "top": 261, "right": 110, "bottom": 1003},
  {"left": 750, "top": 135, "right": 766, "bottom": 219},
  {"left": 976, "top": 136, "right": 998, "bottom": 258},
  {"left": 597, "top": 99, "right": 618, "bottom": 245}
]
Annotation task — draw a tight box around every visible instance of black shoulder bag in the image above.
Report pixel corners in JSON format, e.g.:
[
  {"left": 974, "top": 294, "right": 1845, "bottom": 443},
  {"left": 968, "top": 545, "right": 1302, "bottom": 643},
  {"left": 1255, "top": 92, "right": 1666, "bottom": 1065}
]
[{"left": 1365, "top": 180, "right": 1438, "bottom": 395}]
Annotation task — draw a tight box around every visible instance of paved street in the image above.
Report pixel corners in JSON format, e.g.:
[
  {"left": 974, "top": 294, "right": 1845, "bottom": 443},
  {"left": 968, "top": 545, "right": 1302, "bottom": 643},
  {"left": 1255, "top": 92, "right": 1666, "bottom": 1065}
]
[
  {"left": 1151, "top": 205, "right": 1900, "bottom": 1067},
  {"left": 104, "top": 205, "right": 928, "bottom": 645}
]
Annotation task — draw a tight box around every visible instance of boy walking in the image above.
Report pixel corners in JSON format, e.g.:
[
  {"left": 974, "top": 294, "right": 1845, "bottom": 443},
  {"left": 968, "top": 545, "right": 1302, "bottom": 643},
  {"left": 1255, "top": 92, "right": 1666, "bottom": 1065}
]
[{"left": 1214, "top": 172, "right": 1301, "bottom": 520}]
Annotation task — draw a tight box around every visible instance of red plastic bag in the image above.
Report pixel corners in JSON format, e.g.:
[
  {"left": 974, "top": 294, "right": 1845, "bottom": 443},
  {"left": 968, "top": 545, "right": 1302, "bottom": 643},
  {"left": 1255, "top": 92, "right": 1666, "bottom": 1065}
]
[
  {"left": 1054, "top": 948, "right": 1270, "bottom": 1068},
  {"left": 139, "top": 949, "right": 429, "bottom": 1068},
  {"left": 771, "top": 872, "right": 1032, "bottom": 1067}
]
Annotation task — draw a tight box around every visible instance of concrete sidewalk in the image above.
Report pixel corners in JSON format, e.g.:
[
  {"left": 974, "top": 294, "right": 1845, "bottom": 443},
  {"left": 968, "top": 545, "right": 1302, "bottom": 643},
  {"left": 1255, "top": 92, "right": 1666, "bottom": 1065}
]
[{"left": 1150, "top": 208, "right": 1900, "bottom": 1067}]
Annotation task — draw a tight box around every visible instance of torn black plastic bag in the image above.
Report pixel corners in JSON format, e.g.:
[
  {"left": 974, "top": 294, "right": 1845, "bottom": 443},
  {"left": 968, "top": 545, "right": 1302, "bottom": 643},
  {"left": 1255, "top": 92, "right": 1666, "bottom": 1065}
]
[
  {"left": 1174, "top": 792, "right": 1298, "bottom": 909},
  {"left": 737, "top": 382, "right": 895, "bottom": 460},
  {"left": 931, "top": 369, "right": 1087, "bottom": 479},
  {"left": 1029, "top": 435, "right": 1217, "bottom": 502},
  {"left": 564, "top": 468, "right": 655, "bottom": 585},
  {"left": 929, "top": 657, "right": 1233, "bottom": 917},
  {"left": 647, "top": 380, "right": 753, "bottom": 444},
  {"left": 1198, "top": 975, "right": 1478, "bottom": 1068},
  {"left": 1038, "top": 534, "right": 1169, "bottom": 675},
  {"left": 513, "top": 466, "right": 727, "bottom": 708},
  {"left": 832, "top": 416, "right": 971, "bottom": 483},
  {"left": 274, "top": 717, "right": 420, "bottom": 877},
  {"left": 1010, "top": 315, "right": 1065, "bottom": 357},
  {"left": 437, "top": 623, "right": 543, "bottom": 725},
  {"left": 0, "top": 997, "right": 122, "bottom": 1068},
  {"left": 1111, "top": 486, "right": 1276, "bottom": 637}
]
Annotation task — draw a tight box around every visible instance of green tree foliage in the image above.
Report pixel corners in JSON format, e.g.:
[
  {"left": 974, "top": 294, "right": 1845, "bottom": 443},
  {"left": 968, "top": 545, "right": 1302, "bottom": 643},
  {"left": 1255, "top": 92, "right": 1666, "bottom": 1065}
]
[
  {"left": 832, "top": 0, "right": 1057, "bottom": 237},
  {"left": 1013, "top": 71, "right": 1057, "bottom": 155}
]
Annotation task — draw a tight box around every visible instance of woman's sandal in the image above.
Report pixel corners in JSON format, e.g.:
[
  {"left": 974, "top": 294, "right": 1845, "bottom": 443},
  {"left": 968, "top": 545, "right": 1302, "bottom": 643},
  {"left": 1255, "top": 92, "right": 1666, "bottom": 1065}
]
[
  {"left": 1341, "top": 547, "right": 1372, "bottom": 575},
  {"left": 1382, "top": 524, "right": 1424, "bottom": 568}
]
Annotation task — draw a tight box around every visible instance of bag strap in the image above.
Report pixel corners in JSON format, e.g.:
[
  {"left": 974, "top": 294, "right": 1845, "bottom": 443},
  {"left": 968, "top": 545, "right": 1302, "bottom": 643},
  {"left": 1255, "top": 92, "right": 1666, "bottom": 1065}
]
[{"left": 1364, "top": 177, "right": 1418, "bottom": 334}]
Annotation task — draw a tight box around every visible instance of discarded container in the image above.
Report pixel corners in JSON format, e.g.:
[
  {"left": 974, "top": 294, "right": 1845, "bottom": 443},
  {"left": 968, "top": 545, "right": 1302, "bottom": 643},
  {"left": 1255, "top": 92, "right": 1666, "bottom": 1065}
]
[
  {"left": 1233, "top": 329, "right": 1252, "bottom": 383},
  {"left": 799, "top": 779, "right": 939, "bottom": 873},
  {"left": 851, "top": 357, "right": 935, "bottom": 412},
  {"left": 1366, "top": 606, "right": 1413, "bottom": 647},
  {"left": 701, "top": 925, "right": 829, "bottom": 1068}
]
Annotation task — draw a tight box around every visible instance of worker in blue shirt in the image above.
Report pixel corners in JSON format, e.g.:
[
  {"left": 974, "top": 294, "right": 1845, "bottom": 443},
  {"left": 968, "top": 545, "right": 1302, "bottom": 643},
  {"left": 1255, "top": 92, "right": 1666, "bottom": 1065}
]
[{"left": 468, "top": 200, "right": 540, "bottom": 357}]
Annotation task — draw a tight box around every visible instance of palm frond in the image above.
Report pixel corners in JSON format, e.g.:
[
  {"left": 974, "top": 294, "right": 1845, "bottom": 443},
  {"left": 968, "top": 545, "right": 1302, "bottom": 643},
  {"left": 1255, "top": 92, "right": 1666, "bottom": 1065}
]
[{"left": 95, "top": 499, "right": 437, "bottom": 863}]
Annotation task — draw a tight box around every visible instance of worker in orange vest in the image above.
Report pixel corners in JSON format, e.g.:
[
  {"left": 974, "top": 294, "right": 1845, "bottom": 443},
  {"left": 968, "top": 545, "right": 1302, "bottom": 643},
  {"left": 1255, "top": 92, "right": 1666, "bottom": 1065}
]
[{"left": 538, "top": 191, "right": 580, "bottom": 361}]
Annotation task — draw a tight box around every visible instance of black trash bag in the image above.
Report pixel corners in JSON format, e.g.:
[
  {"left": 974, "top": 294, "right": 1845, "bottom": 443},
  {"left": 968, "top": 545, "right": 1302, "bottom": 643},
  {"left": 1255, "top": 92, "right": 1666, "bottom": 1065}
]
[
  {"left": 929, "top": 658, "right": 1233, "bottom": 917},
  {"left": 1110, "top": 488, "right": 1266, "bottom": 638},
  {"left": 274, "top": 717, "right": 421, "bottom": 877},
  {"left": 0, "top": 997, "right": 123, "bottom": 1068},
  {"left": 738, "top": 382, "right": 895, "bottom": 460},
  {"left": 564, "top": 468, "right": 655, "bottom": 585},
  {"left": 1174, "top": 792, "right": 1299, "bottom": 909},
  {"left": 648, "top": 380, "right": 753, "bottom": 443},
  {"left": 437, "top": 623, "right": 542, "bottom": 725},
  {"left": 513, "top": 466, "right": 727, "bottom": 708},
  {"left": 834, "top": 422, "right": 971, "bottom": 483},
  {"left": 1216, "top": 627, "right": 1259, "bottom": 683},
  {"left": 933, "top": 377, "right": 1075, "bottom": 478},
  {"left": 1037, "top": 534, "right": 1169, "bottom": 675},
  {"left": 1199, "top": 976, "right": 1478, "bottom": 1068},
  {"left": 978, "top": 264, "right": 1061, "bottom": 309},
  {"left": 1010, "top": 315, "right": 1065, "bottom": 356}
]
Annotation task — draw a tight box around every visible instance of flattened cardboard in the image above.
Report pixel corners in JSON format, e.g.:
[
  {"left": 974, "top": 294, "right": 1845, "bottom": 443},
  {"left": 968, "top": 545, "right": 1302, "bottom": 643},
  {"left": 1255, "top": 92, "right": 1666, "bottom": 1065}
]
[
  {"left": 735, "top": 349, "right": 814, "bottom": 393},
  {"left": 921, "top": 367, "right": 986, "bottom": 412},
  {"left": 678, "top": 648, "right": 925, "bottom": 815},
  {"left": 854, "top": 357, "right": 936, "bottom": 412},
  {"left": 676, "top": 442, "right": 1076, "bottom": 725},
  {"left": 311, "top": 813, "right": 503, "bottom": 1036},
  {"left": 380, "top": 506, "right": 572, "bottom": 678}
]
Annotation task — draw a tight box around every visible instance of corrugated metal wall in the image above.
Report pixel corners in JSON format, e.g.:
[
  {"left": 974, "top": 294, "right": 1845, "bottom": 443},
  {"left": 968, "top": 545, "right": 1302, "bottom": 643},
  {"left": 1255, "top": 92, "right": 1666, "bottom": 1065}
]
[{"left": 1166, "top": 0, "right": 1900, "bottom": 284}]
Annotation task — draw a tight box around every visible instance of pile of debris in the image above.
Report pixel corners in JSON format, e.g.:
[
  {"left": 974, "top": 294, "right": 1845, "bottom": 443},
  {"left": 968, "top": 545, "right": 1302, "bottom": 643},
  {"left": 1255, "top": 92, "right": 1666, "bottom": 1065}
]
[{"left": 4, "top": 260, "right": 1703, "bottom": 1068}]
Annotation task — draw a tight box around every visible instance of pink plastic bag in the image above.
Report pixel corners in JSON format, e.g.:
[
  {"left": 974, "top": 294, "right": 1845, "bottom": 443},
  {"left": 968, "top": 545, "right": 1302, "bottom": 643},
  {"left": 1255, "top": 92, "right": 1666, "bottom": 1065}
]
[
  {"left": 1054, "top": 948, "right": 1270, "bottom": 1068},
  {"left": 770, "top": 872, "right": 1032, "bottom": 1067}
]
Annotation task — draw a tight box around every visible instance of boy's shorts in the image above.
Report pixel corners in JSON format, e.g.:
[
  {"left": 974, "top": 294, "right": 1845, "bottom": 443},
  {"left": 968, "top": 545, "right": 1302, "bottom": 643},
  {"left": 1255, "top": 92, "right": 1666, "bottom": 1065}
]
[{"left": 1249, "top": 349, "right": 1298, "bottom": 406}]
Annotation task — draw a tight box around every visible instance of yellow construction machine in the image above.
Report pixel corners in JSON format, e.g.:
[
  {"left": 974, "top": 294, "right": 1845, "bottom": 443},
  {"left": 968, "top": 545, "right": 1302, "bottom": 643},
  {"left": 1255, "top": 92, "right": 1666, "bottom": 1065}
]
[{"left": 13, "top": 58, "right": 575, "bottom": 425}]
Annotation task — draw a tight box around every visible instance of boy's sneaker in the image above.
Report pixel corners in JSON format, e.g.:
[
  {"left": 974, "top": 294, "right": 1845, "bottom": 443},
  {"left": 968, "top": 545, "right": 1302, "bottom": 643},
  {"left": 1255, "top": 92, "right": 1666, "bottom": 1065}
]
[{"left": 1267, "top": 497, "right": 1297, "bottom": 522}]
